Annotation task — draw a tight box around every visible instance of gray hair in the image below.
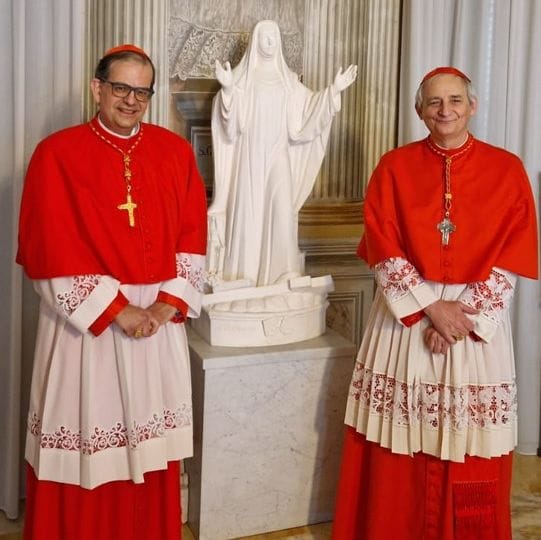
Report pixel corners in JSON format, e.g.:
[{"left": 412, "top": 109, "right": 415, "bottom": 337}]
[{"left": 415, "top": 77, "right": 477, "bottom": 111}]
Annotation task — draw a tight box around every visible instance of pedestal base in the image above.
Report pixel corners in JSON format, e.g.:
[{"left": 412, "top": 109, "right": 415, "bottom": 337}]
[
  {"left": 192, "top": 275, "right": 334, "bottom": 347},
  {"left": 186, "top": 328, "right": 355, "bottom": 540}
]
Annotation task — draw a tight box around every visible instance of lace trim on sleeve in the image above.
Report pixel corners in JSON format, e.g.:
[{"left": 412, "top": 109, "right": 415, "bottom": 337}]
[
  {"left": 176, "top": 253, "right": 204, "bottom": 292},
  {"left": 459, "top": 269, "right": 515, "bottom": 324},
  {"left": 374, "top": 257, "right": 424, "bottom": 303},
  {"left": 55, "top": 275, "right": 100, "bottom": 317}
]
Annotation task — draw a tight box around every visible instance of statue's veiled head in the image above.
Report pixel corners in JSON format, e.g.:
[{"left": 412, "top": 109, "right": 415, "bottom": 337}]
[
  {"left": 231, "top": 20, "right": 296, "bottom": 90},
  {"left": 255, "top": 20, "right": 281, "bottom": 60}
]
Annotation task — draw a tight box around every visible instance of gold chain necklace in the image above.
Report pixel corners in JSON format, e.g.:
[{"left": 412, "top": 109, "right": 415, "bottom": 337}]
[
  {"left": 89, "top": 121, "right": 144, "bottom": 227},
  {"left": 426, "top": 135, "right": 474, "bottom": 245}
]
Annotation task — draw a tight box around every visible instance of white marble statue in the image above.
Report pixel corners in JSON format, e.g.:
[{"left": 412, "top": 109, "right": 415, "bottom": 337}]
[
  {"left": 208, "top": 19, "right": 357, "bottom": 288},
  {"left": 194, "top": 19, "right": 357, "bottom": 346}
]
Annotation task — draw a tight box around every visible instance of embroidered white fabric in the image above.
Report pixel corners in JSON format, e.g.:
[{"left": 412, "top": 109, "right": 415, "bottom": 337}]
[
  {"left": 459, "top": 268, "right": 516, "bottom": 324},
  {"left": 344, "top": 280, "right": 518, "bottom": 460},
  {"left": 55, "top": 275, "right": 100, "bottom": 317},
  {"left": 374, "top": 257, "right": 424, "bottom": 303},
  {"left": 175, "top": 252, "right": 205, "bottom": 292},
  {"left": 28, "top": 404, "right": 192, "bottom": 455},
  {"left": 42, "top": 253, "right": 205, "bottom": 325},
  {"left": 27, "top": 281, "right": 195, "bottom": 488},
  {"left": 349, "top": 363, "right": 516, "bottom": 432}
]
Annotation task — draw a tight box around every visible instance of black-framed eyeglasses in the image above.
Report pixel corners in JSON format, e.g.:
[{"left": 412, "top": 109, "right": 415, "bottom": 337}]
[{"left": 99, "top": 79, "right": 154, "bottom": 102}]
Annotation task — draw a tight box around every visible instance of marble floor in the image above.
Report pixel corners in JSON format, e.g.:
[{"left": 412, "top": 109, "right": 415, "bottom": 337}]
[{"left": 1, "top": 454, "right": 540, "bottom": 539}]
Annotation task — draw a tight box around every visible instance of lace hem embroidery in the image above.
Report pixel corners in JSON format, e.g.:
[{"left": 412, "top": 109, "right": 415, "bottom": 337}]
[
  {"left": 375, "top": 258, "right": 424, "bottom": 303},
  {"left": 176, "top": 253, "right": 204, "bottom": 292},
  {"left": 28, "top": 405, "right": 192, "bottom": 454},
  {"left": 349, "top": 363, "right": 516, "bottom": 431},
  {"left": 459, "top": 270, "right": 514, "bottom": 324},
  {"left": 56, "top": 275, "right": 100, "bottom": 316}
]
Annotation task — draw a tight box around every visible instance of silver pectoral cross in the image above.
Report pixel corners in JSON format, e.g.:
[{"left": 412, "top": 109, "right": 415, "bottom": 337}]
[{"left": 437, "top": 217, "right": 456, "bottom": 245}]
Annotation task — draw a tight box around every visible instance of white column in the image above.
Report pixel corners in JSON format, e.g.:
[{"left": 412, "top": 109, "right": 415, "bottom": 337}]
[{"left": 302, "top": 0, "right": 400, "bottom": 224}]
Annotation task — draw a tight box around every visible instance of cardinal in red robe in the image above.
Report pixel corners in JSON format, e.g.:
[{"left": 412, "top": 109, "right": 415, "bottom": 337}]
[
  {"left": 17, "top": 44, "right": 207, "bottom": 540},
  {"left": 331, "top": 67, "right": 538, "bottom": 540}
]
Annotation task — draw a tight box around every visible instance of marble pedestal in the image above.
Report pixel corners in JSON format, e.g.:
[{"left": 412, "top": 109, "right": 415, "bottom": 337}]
[{"left": 186, "top": 328, "right": 355, "bottom": 540}]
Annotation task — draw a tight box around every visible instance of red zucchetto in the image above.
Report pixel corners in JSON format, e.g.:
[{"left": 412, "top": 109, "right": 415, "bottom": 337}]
[
  {"left": 102, "top": 43, "right": 150, "bottom": 60},
  {"left": 421, "top": 66, "right": 471, "bottom": 84}
]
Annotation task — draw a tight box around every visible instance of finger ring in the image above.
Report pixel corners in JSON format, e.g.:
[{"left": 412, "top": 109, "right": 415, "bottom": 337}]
[
  {"left": 454, "top": 335, "right": 464, "bottom": 341},
  {"left": 134, "top": 329, "right": 143, "bottom": 338}
]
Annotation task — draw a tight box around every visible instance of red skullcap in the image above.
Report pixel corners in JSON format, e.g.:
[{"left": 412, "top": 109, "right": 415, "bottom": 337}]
[
  {"left": 421, "top": 66, "right": 471, "bottom": 84},
  {"left": 102, "top": 44, "right": 150, "bottom": 61}
]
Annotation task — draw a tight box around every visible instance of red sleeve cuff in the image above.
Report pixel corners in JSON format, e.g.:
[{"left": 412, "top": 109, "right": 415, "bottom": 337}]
[
  {"left": 89, "top": 291, "right": 129, "bottom": 337},
  {"left": 469, "top": 331, "right": 483, "bottom": 342},
  {"left": 401, "top": 310, "right": 425, "bottom": 327},
  {"left": 156, "top": 291, "right": 188, "bottom": 324}
]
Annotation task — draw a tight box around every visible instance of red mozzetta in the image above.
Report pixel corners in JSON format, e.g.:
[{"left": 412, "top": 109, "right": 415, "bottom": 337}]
[
  {"left": 358, "top": 135, "right": 538, "bottom": 282},
  {"left": 17, "top": 116, "right": 207, "bottom": 283}
]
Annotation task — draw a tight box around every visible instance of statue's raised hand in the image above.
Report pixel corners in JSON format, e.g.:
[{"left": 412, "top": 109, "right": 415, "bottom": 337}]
[
  {"left": 216, "top": 60, "right": 233, "bottom": 90},
  {"left": 332, "top": 64, "right": 358, "bottom": 94}
]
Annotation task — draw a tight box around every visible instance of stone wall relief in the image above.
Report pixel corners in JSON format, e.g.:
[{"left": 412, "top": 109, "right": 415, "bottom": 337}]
[{"left": 168, "top": 0, "right": 305, "bottom": 81}]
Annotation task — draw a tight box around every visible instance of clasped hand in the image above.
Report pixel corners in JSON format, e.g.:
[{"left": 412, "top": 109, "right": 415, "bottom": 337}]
[
  {"left": 423, "top": 300, "right": 479, "bottom": 354},
  {"left": 114, "top": 302, "right": 178, "bottom": 339}
]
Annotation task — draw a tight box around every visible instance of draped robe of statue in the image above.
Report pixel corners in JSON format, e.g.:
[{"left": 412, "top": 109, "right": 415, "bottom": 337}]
[{"left": 209, "top": 20, "right": 341, "bottom": 288}]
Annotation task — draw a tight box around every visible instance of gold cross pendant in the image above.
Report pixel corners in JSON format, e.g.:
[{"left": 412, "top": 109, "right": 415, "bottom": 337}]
[{"left": 117, "top": 193, "right": 137, "bottom": 227}]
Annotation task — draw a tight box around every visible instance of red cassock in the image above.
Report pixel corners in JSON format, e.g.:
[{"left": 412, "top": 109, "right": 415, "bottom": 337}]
[
  {"left": 17, "top": 117, "right": 208, "bottom": 540},
  {"left": 332, "top": 136, "right": 538, "bottom": 540}
]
